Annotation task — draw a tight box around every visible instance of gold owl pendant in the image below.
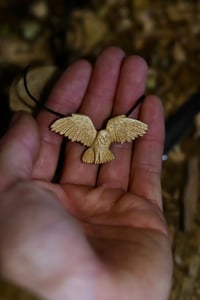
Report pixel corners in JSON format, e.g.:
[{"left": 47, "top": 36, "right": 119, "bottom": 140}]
[{"left": 50, "top": 114, "right": 148, "bottom": 164}]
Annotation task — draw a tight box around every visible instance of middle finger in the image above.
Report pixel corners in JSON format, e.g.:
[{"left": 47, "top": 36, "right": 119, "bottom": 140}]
[{"left": 97, "top": 56, "right": 148, "bottom": 190}]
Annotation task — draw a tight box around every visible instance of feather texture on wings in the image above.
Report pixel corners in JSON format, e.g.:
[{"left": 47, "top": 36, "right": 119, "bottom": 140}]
[
  {"left": 106, "top": 114, "right": 148, "bottom": 143},
  {"left": 50, "top": 113, "right": 97, "bottom": 146}
]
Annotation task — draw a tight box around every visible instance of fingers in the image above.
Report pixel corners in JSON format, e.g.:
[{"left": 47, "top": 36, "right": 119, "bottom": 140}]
[
  {"left": 0, "top": 112, "right": 40, "bottom": 192},
  {"left": 33, "top": 60, "right": 92, "bottom": 180},
  {"left": 97, "top": 56, "right": 148, "bottom": 190},
  {"left": 61, "top": 47, "right": 126, "bottom": 186},
  {"left": 129, "top": 96, "right": 165, "bottom": 209}
]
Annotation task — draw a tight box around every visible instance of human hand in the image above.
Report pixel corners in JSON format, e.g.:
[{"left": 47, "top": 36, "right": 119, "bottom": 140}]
[{"left": 0, "top": 47, "right": 173, "bottom": 300}]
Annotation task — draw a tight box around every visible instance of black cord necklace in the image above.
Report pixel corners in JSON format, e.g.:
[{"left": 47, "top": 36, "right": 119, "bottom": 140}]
[
  {"left": 23, "top": 66, "right": 66, "bottom": 118},
  {"left": 23, "top": 65, "right": 145, "bottom": 118}
]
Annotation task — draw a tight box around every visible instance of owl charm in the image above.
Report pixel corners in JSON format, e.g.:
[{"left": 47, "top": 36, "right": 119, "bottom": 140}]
[{"left": 50, "top": 114, "right": 148, "bottom": 164}]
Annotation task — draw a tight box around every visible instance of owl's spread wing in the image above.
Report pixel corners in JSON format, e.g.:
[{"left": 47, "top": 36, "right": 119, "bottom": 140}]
[
  {"left": 106, "top": 115, "right": 148, "bottom": 143},
  {"left": 50, "top": 113, "right": 97, "bottom": 146}
]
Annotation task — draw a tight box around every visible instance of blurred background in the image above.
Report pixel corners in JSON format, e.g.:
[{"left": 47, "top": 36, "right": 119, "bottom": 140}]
[{"left": 0, "top": 0, "right": 200, "bottom": 299}]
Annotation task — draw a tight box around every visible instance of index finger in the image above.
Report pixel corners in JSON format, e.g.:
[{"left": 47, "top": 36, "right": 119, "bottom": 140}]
[{"left": 32, "top": 60, "right": 92, "bottom": 180}]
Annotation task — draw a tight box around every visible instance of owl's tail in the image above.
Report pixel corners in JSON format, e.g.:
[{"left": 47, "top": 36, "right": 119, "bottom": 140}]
[
  {"left": 82, "top": 147, "right": 115, "bottom": 164},
  {"left": 82, "top": 147, "right": 95, "bottom": 164}
]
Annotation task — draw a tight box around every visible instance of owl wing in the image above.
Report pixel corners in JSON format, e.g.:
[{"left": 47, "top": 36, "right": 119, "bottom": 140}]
[
  {"left": 106, "top": 115, "right": 148, "bottom": 143},
  {"left": 50, "top": 113, "right": 97, "bottom": 146}
]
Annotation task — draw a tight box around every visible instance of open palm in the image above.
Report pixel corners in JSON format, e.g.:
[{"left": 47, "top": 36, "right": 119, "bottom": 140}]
[{"left": 0, "top": 47, "right": 172, "bottom": 300}]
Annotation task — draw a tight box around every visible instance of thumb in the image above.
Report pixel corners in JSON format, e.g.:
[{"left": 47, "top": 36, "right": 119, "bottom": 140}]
[{"left": 0, "top": 111, "right": 40, "bottom": 191}]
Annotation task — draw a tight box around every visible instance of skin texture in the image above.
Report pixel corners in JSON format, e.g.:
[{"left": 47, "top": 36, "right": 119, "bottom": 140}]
[{"left": 0, "top": 47, "right": 173, "bottom": 300}]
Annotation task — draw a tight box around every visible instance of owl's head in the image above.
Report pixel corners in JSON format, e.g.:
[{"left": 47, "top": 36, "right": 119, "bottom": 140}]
[{"left": 97, "top": 130, "right": 111, "bottom": 145}]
